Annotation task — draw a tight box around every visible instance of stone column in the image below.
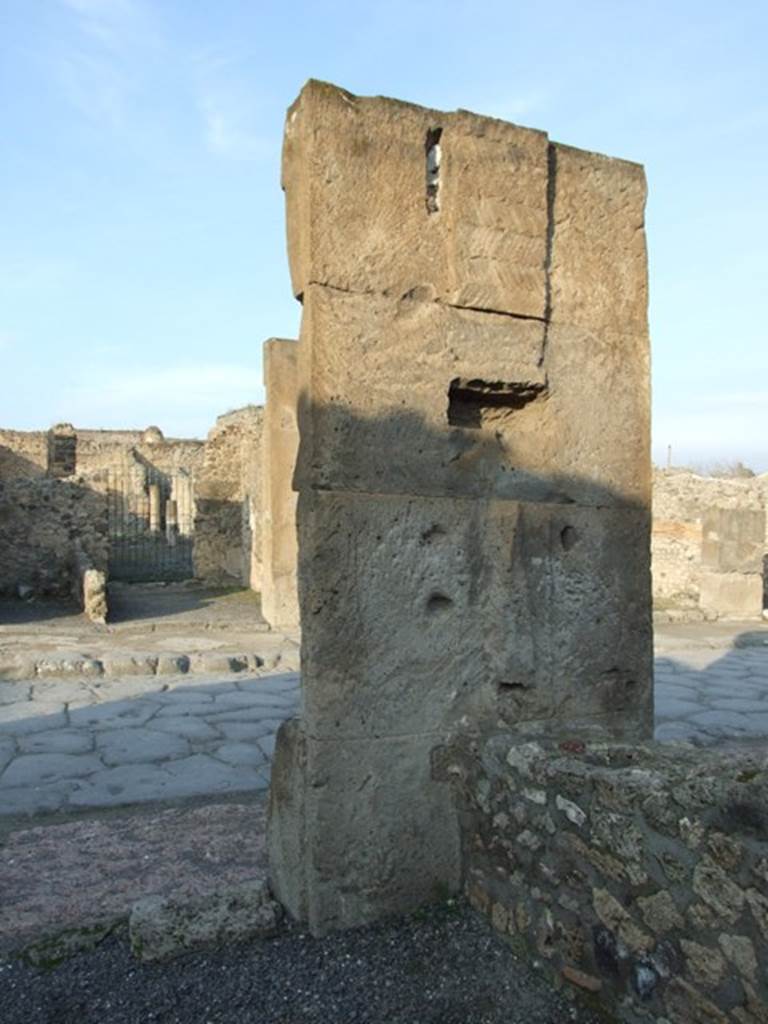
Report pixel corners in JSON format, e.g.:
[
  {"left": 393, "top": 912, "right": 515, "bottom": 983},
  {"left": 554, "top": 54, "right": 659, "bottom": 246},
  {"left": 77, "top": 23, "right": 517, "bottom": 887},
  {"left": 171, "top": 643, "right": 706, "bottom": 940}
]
[
  {"left": 261, "top": 338, "right": 300, "bottom": 632},
  {"left": 148, "top": 483, "right": 161, "bottom": 533},
  {"left": 165, "top": 499, "right": 178, "bottom": 545},
  {"left": 268, "top": 80, "right": 653, "bottom": 935}
]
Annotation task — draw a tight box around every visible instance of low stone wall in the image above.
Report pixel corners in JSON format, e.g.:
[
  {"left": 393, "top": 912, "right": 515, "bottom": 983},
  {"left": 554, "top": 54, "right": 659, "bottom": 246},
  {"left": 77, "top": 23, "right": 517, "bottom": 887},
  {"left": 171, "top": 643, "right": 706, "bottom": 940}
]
[
  {"left": 449, "top": 734, "right": 768, "bottom": 1023},
  {"left": 653, "top": 469, "right": 766, "bottom": 621},
  {"left": 0, "top": 477, "right": 108, "bottom": 599}
]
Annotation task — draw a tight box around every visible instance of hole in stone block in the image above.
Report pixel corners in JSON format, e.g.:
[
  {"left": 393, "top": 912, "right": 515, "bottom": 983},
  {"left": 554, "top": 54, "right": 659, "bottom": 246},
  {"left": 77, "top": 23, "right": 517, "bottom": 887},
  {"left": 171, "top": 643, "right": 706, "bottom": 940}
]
[
  {"left": 420, "top": 523, "right": 446, "bottom": 545},
  {"left": 447, "top": 377, "right": 547, "bottom": 429},
  {"left": 426, "top": 591, "right": 453, "bottom": 614},
  {"left": 425, "top": 127, "right": 442, "bottom": 214},
  {"left": 498, "top": 680, "right": 528, "bottom": 690},
  {"left": 560, "top": 526, "right": 578, "bottom": 551}
]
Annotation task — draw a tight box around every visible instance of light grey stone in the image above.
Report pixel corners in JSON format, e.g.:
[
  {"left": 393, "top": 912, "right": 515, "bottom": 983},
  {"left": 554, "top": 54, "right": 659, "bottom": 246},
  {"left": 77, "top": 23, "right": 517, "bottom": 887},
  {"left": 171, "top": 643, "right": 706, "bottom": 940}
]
[
  {"left": 155, "top": 701, "right": 217, "bottom": 719},
  {"left": 1, "top": 751, "right": 103, "bottom": 787},
  {"left": 161, "top": 754, "right": 270, "bottom": 797},
  {"left": 0, "top": 701, "right": 67, "bottom": 735},
  {"left": 18, "top": 729, "right": 93, "bottom": 755},
  {"left": 153, "top": 689, "right": 215, "bottom": 705},
  {"left": 212, "top": 691, "right": 296, "bottom": 711},
  {"left": 0, "top": 682, "right": 32, "bottom": 704},
  {"left": 0, "top": 738, "right": 16, "bottom": 772},
  {"left": 213, "top": 742, "right": 268, "bottom": 767},
  {"left": 70, "top": 700, "right": 159, "bottom": 731},
  {"left": 155, "top": 654, "right": 190, "bottom": 676},
  {"left": 96, "top": 728, "right": 190, "bottom": 766},
  {"left": 0, "top": 782, "right": 72, "bottom": 816},
  {"left": 101, "top": 655, "right": 158, "bottom": 677},
  {"left": 147, "top": 717, "right": 221, "bottom": 741},
  {"left": 68, "top": 763, "right": 176, "bottom": 808},
  {"left": 129, "top": 880, "right": 282, "bottom": 962},
  {"left": 216, "top": 719, "right": 284, "bottom": 742},
  {"left": 35, "top": 658, "right": 103, "bottom": 677}
]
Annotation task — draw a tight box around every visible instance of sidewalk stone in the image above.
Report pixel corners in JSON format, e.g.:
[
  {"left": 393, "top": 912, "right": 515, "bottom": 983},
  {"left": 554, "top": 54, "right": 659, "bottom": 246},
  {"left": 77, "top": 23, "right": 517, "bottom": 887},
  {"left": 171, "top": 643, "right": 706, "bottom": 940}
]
[
  {"left": 0, "top": 682, "right": 31, "bottom": 704},
  {"left": 147, "top": 717, "right": 222, "bottom": 740},
  {"left": 214, "top": 742, "right": 269, "bottom": 767},
  {"left": 73, "top": 701, "right": 159, "bottom": 730},
  {"left": 2, "top": 752, "right": 103, "bottom": 788},
  {"left": 18, "top": 730, "right": 94, "bottom": 755},
  {"left": 96, "top": 728, "right": 190, "bottom": 766},
  {"left": 0, "top": 702, "right": 67, "bottom": 735}
]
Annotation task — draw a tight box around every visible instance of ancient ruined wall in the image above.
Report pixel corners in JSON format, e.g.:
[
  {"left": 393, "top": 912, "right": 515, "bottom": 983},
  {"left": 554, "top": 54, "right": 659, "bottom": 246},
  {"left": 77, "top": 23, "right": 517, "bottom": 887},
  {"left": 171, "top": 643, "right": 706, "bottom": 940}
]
[
  {"left": 653, "top": 469, "right": 766, "bottom": 620},
  {"left": 269, "top": 81, "right": 652, "bottom": 935},
  {"left": 451, "top": 736, "right": 768, "bottom": 1024},
  {"left": 194, "top": 406, "right": 263, "bottom": 587},
  {"left": 260, "top": 339, "right": 299, "bottom": 631},
  {"left": 0, "top": 429, "right": 48, "bottom": 480},
  {"left": 0, "top": 476, "right": 108, "bottom": 598}
]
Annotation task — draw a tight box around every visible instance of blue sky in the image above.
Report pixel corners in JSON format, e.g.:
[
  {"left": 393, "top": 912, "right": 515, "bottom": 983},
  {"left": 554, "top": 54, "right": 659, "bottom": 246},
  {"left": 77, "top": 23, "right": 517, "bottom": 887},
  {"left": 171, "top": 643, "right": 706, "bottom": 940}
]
[{"left": 1, "top": 0, "right": 766, "bottom": 469}]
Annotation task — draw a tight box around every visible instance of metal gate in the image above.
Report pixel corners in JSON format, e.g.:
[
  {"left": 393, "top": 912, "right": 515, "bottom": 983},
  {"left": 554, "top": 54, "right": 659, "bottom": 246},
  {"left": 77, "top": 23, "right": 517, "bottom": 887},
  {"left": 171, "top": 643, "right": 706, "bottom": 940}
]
[{"left": 107, "top": 465, "right": 195, "bottom": 582}]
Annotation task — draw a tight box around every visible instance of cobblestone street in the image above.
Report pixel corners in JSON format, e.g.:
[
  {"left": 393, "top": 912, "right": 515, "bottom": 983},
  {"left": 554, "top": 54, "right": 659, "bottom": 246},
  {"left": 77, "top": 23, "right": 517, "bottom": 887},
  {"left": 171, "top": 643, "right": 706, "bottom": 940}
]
[{"left": 0, "top": 623, "right": 766, "bottom": 820}]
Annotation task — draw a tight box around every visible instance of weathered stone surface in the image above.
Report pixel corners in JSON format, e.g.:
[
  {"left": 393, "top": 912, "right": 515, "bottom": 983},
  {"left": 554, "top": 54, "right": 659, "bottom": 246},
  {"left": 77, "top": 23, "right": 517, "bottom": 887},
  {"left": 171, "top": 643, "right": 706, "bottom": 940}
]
[
  {"left": 268, "top": 719, "right": 461, "bottom": 934},
  {"left": 718, "top": 933, "right": 757, "bottom": 983},
  {"left": 284, "top": 80, "right": 549, "bottom": 318},
  {"left": 549, "top": 142, "right": 648, "bottom": 334},
  {"left": 637, "top": 890, "right": 684, "bottom": 934},
  {"left": 260, "top": 339, "right": 300, "bottom": 632},
  {"left": 453, "top": 738, "right": 768, "bottom": 1024},
  {"left": 298, "top": 489, "right": 652, "bottom": 741},
  {"left": 294, "top": 287, "right": 649, "bottom": 508},
  {"left": 129, "top": 880, "right": 281, "bottom": 961},
  {"left": 272, "top": 80, "right": 652, "bottom": 939},
  {"left": 681, "top": 939, "right": 727, "bottom": 988}
]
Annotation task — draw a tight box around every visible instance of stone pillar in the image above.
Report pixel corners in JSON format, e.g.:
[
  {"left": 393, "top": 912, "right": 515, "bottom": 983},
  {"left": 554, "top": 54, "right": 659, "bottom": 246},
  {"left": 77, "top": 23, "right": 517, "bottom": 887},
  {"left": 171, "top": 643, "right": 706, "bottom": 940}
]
[
  {"left": 261, "top": 338, "right": 300, "bottom": 632},
  {"left": 268, "top": 81, "right": 653, "bottom": 935},
  {"left": 148, "top": 483, "right": 161, "bottom": 533},
  {"left": 165, "top": 499, "right": 178, "bottom": 545}
]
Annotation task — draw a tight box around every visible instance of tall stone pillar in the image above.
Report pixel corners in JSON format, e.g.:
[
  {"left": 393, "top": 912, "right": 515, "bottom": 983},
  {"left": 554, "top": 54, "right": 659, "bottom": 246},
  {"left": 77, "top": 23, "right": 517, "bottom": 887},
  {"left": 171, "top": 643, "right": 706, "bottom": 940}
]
[
  {"left": 268, "top": 81, "right": 652, "bottom": 935},
  {"left": 148, "top": 483, "right": 161, "bottom": 533},
  {"left": 261, "top": 339, "right": 300, "bottom": 632}
]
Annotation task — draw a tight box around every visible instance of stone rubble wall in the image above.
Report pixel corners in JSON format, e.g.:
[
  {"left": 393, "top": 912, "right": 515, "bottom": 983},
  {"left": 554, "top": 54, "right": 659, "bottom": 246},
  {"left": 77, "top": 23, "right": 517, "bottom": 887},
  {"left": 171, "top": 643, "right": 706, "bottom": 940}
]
[
  {"left": 0, "top": 477, "right": 108, "bottom": 599},
  {"left": 194, "top": 406, "right": 264, "bottom": 588},
  {"left": 448, "top": 734, "right": 768, "bottom": 1023},
  {"left": 653, "top": 469, "right": 767, "bottom": 620},
  {"left": 0, "top": 430, "right": 48, "bottom": 479},
  {"left": 0, "top": 414, "right": 262, "bottom": 592}
]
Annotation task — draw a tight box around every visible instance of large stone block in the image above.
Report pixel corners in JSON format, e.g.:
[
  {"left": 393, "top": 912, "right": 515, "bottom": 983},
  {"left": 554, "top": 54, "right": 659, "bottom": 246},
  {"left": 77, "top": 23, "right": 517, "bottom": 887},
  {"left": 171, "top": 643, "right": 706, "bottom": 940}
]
[
  {"left": 297, "top": 490, "right": 652, "bottom": 741},
  {"left": 549, "top": 143, "right": 648, "bottom": 333},
  {"left": 268, "top": 719, "right": 461, "bottom": 934},
  {"left": 698, "top": 571, "right": 763, "bottom": 620},
  {"left": 295, "top": 286, "right": 648, "bottom": 505},
  {"left": 283, "top": 80, "right": 549, "bottom": 318},
  {"left": 701, "top": 507, "right": 765, "bottom": 574},
  {"left": 261, "top": 339, "right": 300, "bottom": 631}
]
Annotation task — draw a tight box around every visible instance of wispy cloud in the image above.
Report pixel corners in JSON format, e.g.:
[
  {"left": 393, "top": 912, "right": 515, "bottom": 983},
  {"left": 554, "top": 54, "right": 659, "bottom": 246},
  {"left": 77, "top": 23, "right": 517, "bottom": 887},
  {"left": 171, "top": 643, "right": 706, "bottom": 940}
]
[
  {"left": 56, "top": 0, "right": 158, "bottom": 129},
  {"left": 653, "top": 393, "right": 768, "bottom": 472},
  {"left": 199, "top": 88, "right": 272, "bottom": 161}
]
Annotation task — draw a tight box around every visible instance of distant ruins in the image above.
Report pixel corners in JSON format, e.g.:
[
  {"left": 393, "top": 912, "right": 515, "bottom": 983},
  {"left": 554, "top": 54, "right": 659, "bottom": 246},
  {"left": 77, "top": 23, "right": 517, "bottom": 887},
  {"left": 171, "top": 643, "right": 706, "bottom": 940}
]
[{"left": 0, "top": 404, "right": 298, "bottom": 626}]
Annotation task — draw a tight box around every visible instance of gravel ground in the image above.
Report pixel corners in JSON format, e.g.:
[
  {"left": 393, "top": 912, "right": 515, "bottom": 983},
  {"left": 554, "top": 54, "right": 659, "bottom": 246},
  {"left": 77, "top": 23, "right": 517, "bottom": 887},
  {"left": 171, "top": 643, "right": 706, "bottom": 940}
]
[{"left": 1, "top": 903, "right": 604, "bottom": 1024}]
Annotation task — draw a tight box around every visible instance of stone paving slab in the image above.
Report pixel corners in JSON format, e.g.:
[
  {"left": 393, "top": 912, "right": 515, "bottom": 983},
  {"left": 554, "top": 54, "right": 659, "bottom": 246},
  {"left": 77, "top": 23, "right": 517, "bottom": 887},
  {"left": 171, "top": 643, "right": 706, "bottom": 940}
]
[{"left": 0, "top": 671, "right": 299, "bottom": 817}]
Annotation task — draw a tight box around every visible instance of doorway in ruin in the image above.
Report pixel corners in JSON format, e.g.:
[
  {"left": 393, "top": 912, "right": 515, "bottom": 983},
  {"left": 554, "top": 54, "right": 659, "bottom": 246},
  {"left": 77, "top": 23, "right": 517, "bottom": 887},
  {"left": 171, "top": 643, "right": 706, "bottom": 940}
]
[{"left": 106, "top": 465, "right": 195, "bottom": 582}]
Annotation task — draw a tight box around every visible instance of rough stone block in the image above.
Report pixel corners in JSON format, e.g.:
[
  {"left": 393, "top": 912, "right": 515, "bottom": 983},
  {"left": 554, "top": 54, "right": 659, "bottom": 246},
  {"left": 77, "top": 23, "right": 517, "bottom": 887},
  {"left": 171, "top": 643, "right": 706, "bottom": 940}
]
[
  {"left": 701, "top": 507, "right": 765, "bottom": 574},
  {"left": 294, "top": 286, "right": 649, "bottom": 505},
  {"left": 268, "top": 719, "right": 461, "bottom": 934},
  {"left": 549, "top": 142, "right": 648, "bottom": 333},
  {"left": 129, "top": 880, "right": 282, "bottom": 961},
  {"left": 297, "top": 490, "right": 652, "bottom": 740},
  {"left": 261, "top": 339, "right": 300, "bottom": 631},
  {"left": 283, "top": 80, "right": 549, "bottom": 318},
  {"left": 699, "top": 571, "right": 764, "bottom": 620}
]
